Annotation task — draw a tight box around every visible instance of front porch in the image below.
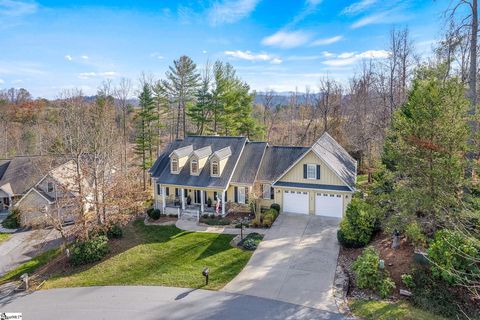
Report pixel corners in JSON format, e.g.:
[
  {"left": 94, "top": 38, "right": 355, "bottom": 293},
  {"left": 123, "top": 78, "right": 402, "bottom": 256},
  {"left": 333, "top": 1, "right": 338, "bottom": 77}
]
[{"left": 154, "top": 185, "right": 228, "bottom": 216}]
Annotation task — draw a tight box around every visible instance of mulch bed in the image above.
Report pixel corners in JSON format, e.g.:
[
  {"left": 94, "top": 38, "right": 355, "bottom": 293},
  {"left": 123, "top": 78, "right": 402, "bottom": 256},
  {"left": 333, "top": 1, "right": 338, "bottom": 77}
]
[{"left": 338, "top": 232, "right": 415, "bottom": 299}]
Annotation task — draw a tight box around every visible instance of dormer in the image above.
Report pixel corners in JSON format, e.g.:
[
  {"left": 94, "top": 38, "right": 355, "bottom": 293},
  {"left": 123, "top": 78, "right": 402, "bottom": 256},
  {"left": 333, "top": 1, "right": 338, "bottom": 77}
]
[
  {"left": 190, "top": 146, "right": 212, "bottom": 176},
  {"left": 210, "top": 146, "right": 232, "bottom": 177},
  {"left": 169, "top": 145, "right": 193, "bottom": 174}
]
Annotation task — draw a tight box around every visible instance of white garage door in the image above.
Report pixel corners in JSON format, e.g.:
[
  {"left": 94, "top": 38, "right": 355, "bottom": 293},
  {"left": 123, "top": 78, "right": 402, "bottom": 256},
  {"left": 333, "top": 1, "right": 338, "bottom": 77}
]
[
  {"left": 315, "top": 193, "right": 343, "bottom": 218},
  {"left": 283, "top": 190, "right": 309, "bottom": 214}
]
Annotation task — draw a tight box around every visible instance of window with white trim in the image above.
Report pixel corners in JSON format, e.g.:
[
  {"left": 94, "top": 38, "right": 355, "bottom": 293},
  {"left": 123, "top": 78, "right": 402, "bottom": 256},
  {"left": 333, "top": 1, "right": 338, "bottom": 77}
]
[
  {"left": 306, "top": 164, "right": 316, "bottom": 179},
  {"left": 262, "top": 183, "right": 271, "bottom": 199},
  {"left": 171, "top": 157, "right": 179, "bottom": 173},
  {"left": 211, "top": 160, "right": 219, "bottom": 176},
  {"left": 191, "top": 159, "right": 198, "bottom": 174},
  {"left": 157, "top": 184, "right": 162, "bottom": 195}
]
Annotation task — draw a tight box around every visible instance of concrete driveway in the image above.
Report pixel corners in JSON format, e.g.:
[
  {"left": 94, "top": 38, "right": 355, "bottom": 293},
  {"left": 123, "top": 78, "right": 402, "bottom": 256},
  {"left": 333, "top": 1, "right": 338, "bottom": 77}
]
[{"left": 223, "top": 213, "right": 340, "bottom": 312}]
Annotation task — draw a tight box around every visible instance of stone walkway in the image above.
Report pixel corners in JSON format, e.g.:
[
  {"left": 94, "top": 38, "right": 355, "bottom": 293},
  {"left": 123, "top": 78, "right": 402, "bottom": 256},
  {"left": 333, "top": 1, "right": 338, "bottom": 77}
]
[{"left": 175, "top": 220, "right": 266, "bottom": 235}]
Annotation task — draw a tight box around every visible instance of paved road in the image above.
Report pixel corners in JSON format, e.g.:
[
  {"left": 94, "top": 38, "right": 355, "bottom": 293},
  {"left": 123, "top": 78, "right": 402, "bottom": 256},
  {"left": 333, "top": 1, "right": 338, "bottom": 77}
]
[
  {"left": 223, "top": 214, "right": 341, "bottom": 312},
  {"left": 0, "top": 286, "right": 344, "bottom": 320}
]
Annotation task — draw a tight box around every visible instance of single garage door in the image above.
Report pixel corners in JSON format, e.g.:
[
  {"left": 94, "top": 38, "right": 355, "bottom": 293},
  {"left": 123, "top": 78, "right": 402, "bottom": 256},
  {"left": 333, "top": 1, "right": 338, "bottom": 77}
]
[
  {"left": 283, "top": 190, "right": 309, "bottom": 214},
  {"left": 315, "top": 193, "right": 343, "bottom": 218}
]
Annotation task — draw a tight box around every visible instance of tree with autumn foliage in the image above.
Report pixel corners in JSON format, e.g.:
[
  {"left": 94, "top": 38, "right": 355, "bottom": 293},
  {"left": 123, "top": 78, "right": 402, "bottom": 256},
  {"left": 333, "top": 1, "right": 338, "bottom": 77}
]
[{"left": 383, "top": 66, "right": 470, "bottom": 228}]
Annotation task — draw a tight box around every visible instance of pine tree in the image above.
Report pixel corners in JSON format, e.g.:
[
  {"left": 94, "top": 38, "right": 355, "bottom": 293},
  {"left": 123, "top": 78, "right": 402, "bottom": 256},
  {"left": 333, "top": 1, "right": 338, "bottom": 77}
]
[
  {"left": 187, "top": 64, "right": 213, "bottom": 135},
  {"left": 135, "top": 84, "right": 158, "bottom": 190}
]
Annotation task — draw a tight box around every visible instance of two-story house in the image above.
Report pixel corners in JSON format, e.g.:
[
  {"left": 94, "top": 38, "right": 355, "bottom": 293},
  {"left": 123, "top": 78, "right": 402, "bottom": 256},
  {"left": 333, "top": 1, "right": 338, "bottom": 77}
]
[{"left": 150, "top": 132, "right": 357, "bottom": 218}]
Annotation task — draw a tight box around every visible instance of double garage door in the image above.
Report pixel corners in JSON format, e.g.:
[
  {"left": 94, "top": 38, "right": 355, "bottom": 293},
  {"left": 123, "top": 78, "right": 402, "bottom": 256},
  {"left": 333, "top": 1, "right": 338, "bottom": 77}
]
[{"left": 282, "top": 190, "right": 343, "bottom": 218}]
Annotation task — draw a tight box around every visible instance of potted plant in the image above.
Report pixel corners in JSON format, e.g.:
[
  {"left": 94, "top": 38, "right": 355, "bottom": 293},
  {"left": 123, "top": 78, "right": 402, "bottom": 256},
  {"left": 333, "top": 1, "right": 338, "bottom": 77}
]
[{"left": 207, "top": 197, "right": 212, "bottom": 208}]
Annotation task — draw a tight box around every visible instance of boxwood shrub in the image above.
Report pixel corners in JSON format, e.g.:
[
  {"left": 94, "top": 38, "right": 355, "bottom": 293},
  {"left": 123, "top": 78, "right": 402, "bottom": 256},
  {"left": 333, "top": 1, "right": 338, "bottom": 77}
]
[
  {"left": 147, "top": 208, "right": 161, "bottom": 220},
  {"left": 270, "top": 203, "right": 280, "bottom": 213},
  {"left": 241, "top": 232, "right": 263, "bottom": 250},
  {"left": 337, "top": 198, "right": 378, "bottom": 248},
  {"left": 1, "top": 209, "right": 20, "bottom": 229},
  {"left": 70, "top": 236, "right": 110, "bottom": 266},
  {"left": 106, "top": 225, "right": 123, "bottom": 239}
]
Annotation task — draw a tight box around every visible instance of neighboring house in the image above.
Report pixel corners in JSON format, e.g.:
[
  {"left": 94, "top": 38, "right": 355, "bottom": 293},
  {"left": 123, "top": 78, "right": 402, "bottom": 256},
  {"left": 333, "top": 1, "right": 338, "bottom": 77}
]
[
  {"left": 15, "top": 160, "right": 83, "bottom": 227},
  {"left": 150, "top": 133, "right": 357, "bottom": 218},
  {"left": 0, "top": 156, "right": 64, "bottom": 212}
]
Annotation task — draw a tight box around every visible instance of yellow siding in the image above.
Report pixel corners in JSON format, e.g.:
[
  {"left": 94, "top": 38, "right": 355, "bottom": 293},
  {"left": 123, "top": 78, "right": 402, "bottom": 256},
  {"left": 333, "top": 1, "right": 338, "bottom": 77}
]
[
  {"left": 198, "top": 156, "right": 208, "bottom": 171},
  {"left": 279, "top": 150, "right": 345, "bottom": 186},
  {"left": 219, "top": 158, "right": 227, "bottom": 174},
  {"left": 178, "top": 155, "right": 188, "bottom": 168}
]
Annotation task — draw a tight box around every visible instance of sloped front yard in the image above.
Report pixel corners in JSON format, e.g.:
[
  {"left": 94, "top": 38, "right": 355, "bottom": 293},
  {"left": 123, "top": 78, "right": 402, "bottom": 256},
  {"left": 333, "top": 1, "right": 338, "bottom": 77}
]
[{"left": 43, "top": 221, "right": 252, "bottom": 290}]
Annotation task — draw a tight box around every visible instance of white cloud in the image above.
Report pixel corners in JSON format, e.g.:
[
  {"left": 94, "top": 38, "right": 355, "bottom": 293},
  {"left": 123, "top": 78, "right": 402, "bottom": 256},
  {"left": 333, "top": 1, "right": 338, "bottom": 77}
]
[
  {"left": 311, "top": 35, "right": 343, "bottom": 46},
  {"left": 285, "top": 55, "right": 323, "bottom": 61},
  {"left": 224, "top": 50, "right": 281, "bottom": 64},
  {"left": 261, "top": 30, "right": 311, "bottom": 48},
  {"left": 78, "top": 71, "right": 117, "bottom": 80},
  {"left": 322, "top": 51, "right": 334, "bottom": 58},
  {"left": 64, "top": 55, "right": 72, "bottom": 61},
  {"left": 81, "top": 55, "right": 89, "bottom": 60},
  {"left": 351, "top": 12, "right": 387, "bottom": 29},
  {"left": 323, "top": 50, "right": 389, "bottom": 66},
  {"left": 0, "top": 0, "right": 38, "bottom": 17},
  {"left": 342, "top": 0, "right": 377, "bottom": 15},
  {"left": 11, "top": 79, "right": 23, "bottom": 84},
  {"left": 208, "top": 0, "right": 260, "bottom": 26},
  {"left": 0, "top": 78, "right": 4, "bottom": 84},
  {"left": 150, "top": 52, "right": 164, "bottom": 60},
  {"left": 202, "top": 50, "right": 207, "bottom": 54}
]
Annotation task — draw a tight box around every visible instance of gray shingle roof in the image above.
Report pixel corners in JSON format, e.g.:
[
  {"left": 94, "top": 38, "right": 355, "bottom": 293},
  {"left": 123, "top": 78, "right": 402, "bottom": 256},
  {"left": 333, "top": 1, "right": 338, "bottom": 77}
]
[
  {"left": 150, "top": 136, "right": 246, "bottom": 190},
  {"left": 0, "top": 156, "right": 65, "bottom": 196},
  {"left": 192, "top": 146, "right": 212, "bottom": 159},
  {"left": 311, "top": 132, "right": 357, "bottom": 188},
  {"left": 231, "top": 142, "right": 267, "bottom": 185},
  {"left": 170, "top": 145, "right": 193, "bottom": 158},
  {"left": 212, "top": 146, "right": 232, "bottom": 160},
  {"left": 257, "top": 146, "right": 309, "bottom": 182},
  {"left": 273, "top": 181, "right": 352, "bottom": 192}
]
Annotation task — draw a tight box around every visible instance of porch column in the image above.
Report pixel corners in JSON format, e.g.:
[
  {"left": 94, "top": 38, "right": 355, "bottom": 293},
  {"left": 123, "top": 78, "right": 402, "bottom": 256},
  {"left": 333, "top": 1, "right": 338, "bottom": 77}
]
[
  {"left": 221, "top": 190, "right": 225, "bottom": 216},
  {"left": 161, "top": 186, "right": 166, "bottom": 213},
  {"left": 200, "top": 190, "right": 204, "bottom": 213},
  {"left": 8, "top": 195, "right": 12, "bottom": 209},
  {"left": 181, "top": 188, "right": 185, "bottom": 210}
]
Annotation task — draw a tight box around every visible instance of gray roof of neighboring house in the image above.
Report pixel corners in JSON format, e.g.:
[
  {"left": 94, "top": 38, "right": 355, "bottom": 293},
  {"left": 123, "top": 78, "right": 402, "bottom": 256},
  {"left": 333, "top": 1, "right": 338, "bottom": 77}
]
[
  {"left": 257, "top": 146, "right": 309, "bottom": 182},
  {"left": 212, "top": 146, "right": 232, "bottom": 160},
  {"left": 0, "top": 156, "right": 65, "bottom": 196},
  {"left": 0, "top": 160, "right": 10, "bottom": 181},
  {"left": 150, "top": 136, "right": 247, "bottom": 190},
  {"left": 231, "top": 142, "right": 267, "bottom": 185},
  {"left": 273, "top": 181, "right": 352, "bottom": 192},
  {"left": 311, "top": 132, "right": 357, "bottom": 188},
  {"left": 192, "top": 146, "right": 212, "bottom": 159},
  {"left": 170, "top": 145, "right": 193, "bottom": 158}
]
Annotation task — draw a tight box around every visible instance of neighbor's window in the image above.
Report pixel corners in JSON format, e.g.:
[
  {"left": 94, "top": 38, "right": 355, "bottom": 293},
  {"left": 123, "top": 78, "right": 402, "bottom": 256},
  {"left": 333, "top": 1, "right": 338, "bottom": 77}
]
[
  {"left": 306, "top": 164, "right": 316, "bottom": 179},
  {"left": 212, "top": 160, "right": 219, "bottom": 175},
  {"left": 262, "top": 183, "right": 271, "bottom": 199},
  {"left": 157, "top": 184, "right": 162, "bottom": 196},
  {"left": 191, "top": 159, "right": 198, "bottom": 174},
  {"left": 171, "top": 158, "right": 179, "bottom": 172},
  {"left": 47, "top": 182, "right": 54, "bottom": 193}
]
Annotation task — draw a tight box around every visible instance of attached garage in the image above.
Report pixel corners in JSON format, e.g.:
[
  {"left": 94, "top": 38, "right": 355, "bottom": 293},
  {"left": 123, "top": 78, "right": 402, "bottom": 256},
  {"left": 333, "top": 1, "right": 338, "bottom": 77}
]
[
  {"left": 283, "top": 190, "right": 309, "bottom": 214},
  {"left": 315, "top": 193, "right": 343, "bottom": 218}
]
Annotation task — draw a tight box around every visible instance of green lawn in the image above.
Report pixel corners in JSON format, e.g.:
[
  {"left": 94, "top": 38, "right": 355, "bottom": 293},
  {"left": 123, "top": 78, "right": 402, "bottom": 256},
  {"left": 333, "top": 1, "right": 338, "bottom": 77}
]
[
  {"left": 0, "top": 248, "right": 61, "bottom": 285},
  {"left": 44, "top": 220, "right": 252, "bottom": 290},
  {"left": 349, "top": 299, "right": 447, "bottom": 320},
  {"left": 0, "top": 233, "right": 11, "bottom": 244}
]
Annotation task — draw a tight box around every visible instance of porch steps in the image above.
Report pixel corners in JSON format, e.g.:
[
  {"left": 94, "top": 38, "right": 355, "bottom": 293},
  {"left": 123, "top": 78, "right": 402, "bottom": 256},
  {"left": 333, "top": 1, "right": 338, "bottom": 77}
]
[{"left": 180, "top": 209, "right": 199, "bottom": 222}]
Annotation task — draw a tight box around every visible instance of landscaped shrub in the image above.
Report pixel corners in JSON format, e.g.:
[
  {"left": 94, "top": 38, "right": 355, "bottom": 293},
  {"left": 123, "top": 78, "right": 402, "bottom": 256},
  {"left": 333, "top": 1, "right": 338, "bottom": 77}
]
[
  {"left": 401, "top": 273, "right": 414, "bottom": 289},
  {"left": 428, "top": 229, "right": 480, "bottom": 285},
  {"left": 1, "top": 209, "right": 20, "bottom": 229},
  {"left": 70, "top": 236, "right": 109, "bottom": 266},
  {"left": 241, "top": 233, "right": 263, "bottom": 250},
  {"left": 337, "top": 199, "right": 378, "bottom": 248},
  {"left": 147, "top": 208, "right": 161, "bottom": 220},
  {"left": 404, "top": 222, "right": 426, "bottom": 249},
  {"left": 106, "top": 225, "right": 123, "bottom": 239},
  {"left": 270, "top": 203, "right": 280, "bottom": 213},
  {"left": 352, "top": 247, "right": 395, "bottom": 298},
  {"left": 261, "top": 208, "right": 278, "bottom": 228}
]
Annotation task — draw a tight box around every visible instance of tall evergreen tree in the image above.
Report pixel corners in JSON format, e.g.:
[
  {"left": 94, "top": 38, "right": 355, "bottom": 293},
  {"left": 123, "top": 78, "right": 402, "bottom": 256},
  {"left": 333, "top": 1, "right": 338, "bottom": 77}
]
[
  {"left": 187, "top": 64, "right": 213, "bottom": 135},
  {"left": 135, "top": 84, "right": 158, "bottom": 190},
  {"left": 162, "top": 56, "right": 200, "bottom": 139}
]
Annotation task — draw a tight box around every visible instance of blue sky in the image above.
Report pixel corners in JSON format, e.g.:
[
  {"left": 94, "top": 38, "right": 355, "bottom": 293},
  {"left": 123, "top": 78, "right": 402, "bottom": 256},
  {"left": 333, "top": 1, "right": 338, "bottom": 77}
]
[{"left": 0, "top": 0, "right": 447, "bottom": 98}]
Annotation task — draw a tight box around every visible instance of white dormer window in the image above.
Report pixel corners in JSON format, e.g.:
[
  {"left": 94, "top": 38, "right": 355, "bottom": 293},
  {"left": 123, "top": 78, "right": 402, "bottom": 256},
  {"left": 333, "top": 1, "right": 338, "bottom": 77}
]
[
  {"left": 307, "top": 164, "right": 316, "bottom": 179},
  {"left": 211, "top": 160, "right": 219, "bottom": 176},
  {"left": 191, "top": 159, "right": 198, "bottom": 175},
  {"left": 171, "top": 157, "right": 179, "bottom": 173}
]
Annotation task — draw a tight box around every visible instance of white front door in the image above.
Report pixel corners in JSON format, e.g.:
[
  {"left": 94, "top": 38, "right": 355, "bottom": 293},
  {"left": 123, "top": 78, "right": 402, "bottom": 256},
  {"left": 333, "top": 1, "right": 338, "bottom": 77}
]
[
  {"left": 283, "top": 190, "right": 309, "bottom": 214},
  {"left": 315, "top": 193, "right": 343, "bottom": 218},
  {"left": 238, "top": 187, "right": 246, "bottom": 204}
]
